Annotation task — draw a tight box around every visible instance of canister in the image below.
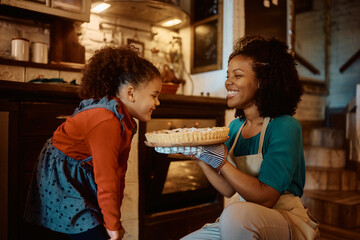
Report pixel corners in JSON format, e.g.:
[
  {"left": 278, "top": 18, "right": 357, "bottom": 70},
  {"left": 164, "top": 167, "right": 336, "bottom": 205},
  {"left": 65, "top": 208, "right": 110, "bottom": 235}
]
[
  {"left": 11, "top": 38, "right": 29, "bottom": 61},
  {"left": 31, "top": 42, "right": 48, "bottom": 64}
]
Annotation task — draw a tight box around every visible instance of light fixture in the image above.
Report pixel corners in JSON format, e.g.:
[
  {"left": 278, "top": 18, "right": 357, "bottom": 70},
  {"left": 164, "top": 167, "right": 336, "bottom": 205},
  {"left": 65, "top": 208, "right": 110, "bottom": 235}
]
[
  {"left": 91, "top": 3, "right": 111, "bottom": 13},
  {"left": 161, "top": 18, "right": 182, "bottom": 27},
  {"left": 263, "top": 0, "right": 270, "bottom": 8}
]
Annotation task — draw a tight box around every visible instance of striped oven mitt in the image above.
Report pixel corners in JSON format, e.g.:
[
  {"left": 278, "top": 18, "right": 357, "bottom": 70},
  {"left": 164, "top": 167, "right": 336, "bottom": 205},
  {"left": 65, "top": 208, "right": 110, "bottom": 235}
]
[{"left": 155, "top": 144, "right": 227, "bottom": 169}]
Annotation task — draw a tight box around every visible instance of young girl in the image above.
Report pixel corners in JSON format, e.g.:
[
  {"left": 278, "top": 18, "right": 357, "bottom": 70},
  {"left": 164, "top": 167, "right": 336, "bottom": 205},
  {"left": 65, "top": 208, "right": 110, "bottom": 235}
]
[{"left": 24, "top": 46, "right": 162, "bottom": 240}]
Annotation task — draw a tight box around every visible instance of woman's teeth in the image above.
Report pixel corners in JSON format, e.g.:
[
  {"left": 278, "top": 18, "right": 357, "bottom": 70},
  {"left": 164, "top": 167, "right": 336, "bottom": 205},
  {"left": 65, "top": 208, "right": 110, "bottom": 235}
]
[{"left": 227, "top": 91, "right": 239, "bottom": 96}]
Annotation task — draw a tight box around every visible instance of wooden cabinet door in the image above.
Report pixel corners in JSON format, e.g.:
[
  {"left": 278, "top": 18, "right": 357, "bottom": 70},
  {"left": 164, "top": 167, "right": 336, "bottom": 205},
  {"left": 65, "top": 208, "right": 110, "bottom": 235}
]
[
  {"left": 0, "top": 0, "right": 90, "bottom": 22},
  {"left": 16, "top": 101, "right": 78, "bottom": 240}
]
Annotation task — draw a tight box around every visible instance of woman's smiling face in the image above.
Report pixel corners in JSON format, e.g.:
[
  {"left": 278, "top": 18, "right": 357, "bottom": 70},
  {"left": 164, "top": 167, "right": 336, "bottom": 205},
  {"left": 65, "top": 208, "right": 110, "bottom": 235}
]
[{"left": 225, "top": 55, "right": 259, "bottom": 110}]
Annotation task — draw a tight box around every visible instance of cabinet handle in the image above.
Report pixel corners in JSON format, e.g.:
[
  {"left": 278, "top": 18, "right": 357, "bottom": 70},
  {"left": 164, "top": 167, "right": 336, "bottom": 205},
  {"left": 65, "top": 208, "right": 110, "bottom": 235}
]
[{"left": 56, "top": 115, "right": 71, "bottom": 120}]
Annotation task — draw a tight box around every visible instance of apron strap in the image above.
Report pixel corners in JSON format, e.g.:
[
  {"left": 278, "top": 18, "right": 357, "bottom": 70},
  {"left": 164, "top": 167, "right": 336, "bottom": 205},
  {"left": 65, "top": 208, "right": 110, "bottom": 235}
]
[
  {"left": 229, "top": 117, "right": 271, "bottom": 156},
  {"left": 228, "top": 120, "right": 246, "bottom": 155},
  {"left": 257, "top": 117, "right": 270, "bottom": 153}
]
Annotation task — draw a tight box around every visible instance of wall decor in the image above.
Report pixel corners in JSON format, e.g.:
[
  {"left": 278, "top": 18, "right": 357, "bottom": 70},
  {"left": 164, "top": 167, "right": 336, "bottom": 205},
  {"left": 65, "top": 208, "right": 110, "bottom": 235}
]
[
  {"left": 191, "top": 0, "right": 223, "bottom": 74},
  {"left": 127, "top": 38, "right": 144, "bottom": 57}
]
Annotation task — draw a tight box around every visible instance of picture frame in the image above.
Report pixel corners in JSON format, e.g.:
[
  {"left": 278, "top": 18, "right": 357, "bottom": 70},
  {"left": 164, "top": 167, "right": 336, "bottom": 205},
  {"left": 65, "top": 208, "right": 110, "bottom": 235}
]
[
  {"left": 191, "top": 1, "right": 223, "bottom": 74},
  {"left": 127, "top": 39, "right": 145, "bottom": 57}
]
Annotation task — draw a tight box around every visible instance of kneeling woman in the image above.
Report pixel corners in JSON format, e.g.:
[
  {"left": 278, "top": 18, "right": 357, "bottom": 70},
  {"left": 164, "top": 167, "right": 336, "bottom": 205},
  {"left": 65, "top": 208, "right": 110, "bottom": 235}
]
[{"left": 180, "top": 36, "right": 319, "bottom": 239}]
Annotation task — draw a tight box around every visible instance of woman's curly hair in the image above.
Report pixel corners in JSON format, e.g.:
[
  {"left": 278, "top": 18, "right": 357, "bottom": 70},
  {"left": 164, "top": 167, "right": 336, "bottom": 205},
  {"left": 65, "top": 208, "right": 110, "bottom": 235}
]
[
  {"left": 229, "top": 36, "right": 303, "bottom": 119},
  {"left": 79, "top": 46, "right": 160, "bottom": 100}
]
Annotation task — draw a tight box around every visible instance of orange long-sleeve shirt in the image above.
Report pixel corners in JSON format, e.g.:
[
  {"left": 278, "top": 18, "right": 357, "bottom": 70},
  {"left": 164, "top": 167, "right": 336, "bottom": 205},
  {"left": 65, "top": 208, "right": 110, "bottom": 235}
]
[{"left": 52, "top": 98, "right": 136, "bottom": 231}]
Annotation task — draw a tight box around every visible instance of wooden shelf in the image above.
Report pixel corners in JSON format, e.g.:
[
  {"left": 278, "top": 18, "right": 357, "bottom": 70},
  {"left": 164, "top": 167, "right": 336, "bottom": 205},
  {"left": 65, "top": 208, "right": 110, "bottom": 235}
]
[{"left": 0, "top": 58, "right": 83, "bottom": 72}]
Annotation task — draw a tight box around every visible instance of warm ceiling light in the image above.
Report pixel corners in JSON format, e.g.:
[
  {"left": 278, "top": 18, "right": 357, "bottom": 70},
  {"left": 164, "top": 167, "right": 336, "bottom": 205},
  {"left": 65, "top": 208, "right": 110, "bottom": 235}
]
[
  {"left": 91, "top": 3, "right": 111, "bottom": 13},
  {"left": 161, "top": 18, "right": 182, "bottom": 27}
]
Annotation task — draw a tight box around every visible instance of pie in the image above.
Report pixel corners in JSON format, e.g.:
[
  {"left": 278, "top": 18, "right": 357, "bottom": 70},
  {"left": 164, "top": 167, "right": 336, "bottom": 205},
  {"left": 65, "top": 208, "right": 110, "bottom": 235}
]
[{"left": 145, "top": 126, "right": 229, "bottom": 146}]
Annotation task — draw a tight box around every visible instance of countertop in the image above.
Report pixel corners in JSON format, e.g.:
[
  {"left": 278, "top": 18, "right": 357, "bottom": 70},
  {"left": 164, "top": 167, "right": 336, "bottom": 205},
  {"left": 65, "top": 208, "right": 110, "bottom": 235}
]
[{"left": 0, "top": 80, "right": 228, "bottom": 108}]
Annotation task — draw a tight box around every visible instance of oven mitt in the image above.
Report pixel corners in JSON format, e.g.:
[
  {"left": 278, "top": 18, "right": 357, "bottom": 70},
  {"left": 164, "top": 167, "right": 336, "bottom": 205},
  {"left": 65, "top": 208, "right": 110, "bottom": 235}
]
[
  {"left": 155, "top": 144, "right": 227, "bottom": 169},
  {"left": 155, "top": 146, "right": 204, "bottom": 158}
]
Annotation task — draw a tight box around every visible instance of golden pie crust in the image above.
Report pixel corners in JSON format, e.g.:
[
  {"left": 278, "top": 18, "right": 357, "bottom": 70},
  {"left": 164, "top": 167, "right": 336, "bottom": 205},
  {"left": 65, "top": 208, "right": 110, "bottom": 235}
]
[{"left": 145, "top": 127, "right": 229, "bottom": 147}]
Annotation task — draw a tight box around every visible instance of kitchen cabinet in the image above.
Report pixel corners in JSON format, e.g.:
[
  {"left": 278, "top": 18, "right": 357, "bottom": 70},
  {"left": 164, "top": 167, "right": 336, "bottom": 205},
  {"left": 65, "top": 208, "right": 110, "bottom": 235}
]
[
  {"left": 0, "top": 0, "right": 91, "bottom": 22},
  {"left": 0, "top": 80, "right": 80, "bottom": 240}
]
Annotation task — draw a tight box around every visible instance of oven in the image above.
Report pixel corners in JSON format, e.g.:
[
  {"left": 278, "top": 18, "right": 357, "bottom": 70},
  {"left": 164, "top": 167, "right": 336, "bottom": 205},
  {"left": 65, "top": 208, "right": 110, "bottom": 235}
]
[
  {"left": 144, "top": 118, "right": 219, "bottom": 214},
  {"left": 139, "top": 117, "right": 224, "bottom": 240}
]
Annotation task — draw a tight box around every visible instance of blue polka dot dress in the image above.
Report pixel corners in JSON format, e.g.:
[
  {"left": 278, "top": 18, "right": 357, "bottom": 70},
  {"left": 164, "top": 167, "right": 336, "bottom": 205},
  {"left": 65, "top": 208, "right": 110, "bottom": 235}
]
[{"left": 24, "top": 97, "right": 126, "bottom": 234}]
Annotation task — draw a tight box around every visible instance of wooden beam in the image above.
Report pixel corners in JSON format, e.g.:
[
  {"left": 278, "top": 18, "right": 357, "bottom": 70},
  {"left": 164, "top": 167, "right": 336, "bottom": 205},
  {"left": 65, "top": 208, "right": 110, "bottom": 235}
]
[
  {"left": 294, "top": 52, "right": 320, "bottom": 74},
  {"left": 340, "top": 49, "right": 360, "bottom": 73}
]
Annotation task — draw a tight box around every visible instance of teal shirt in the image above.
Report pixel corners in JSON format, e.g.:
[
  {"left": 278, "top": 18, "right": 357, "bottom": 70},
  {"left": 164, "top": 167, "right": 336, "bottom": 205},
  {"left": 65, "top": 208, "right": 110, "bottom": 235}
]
[{"left": 225, "top": 115, "right": 305, "bottom": 197}]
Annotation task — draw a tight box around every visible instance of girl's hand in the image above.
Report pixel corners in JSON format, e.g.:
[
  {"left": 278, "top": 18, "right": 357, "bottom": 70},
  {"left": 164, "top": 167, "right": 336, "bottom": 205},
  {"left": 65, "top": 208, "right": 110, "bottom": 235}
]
[{"left": 106, "top": 228, "right": 125, "bottom": 240}]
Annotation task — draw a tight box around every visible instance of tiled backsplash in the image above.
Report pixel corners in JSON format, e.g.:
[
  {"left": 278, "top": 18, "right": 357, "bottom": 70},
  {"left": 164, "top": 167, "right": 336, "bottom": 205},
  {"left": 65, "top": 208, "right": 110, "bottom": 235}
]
[
  {"left": 78, "top": 14, "right": 183, "bottom": 80},
  {"left": 0, "top": 64, "right": 82, "bottom": 84}
]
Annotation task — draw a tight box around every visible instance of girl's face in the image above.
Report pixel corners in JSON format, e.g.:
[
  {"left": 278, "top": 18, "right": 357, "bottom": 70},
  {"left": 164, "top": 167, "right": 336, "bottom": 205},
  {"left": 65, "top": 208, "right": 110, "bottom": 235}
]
[
  {"left": 120, "top": 77, "right": 162, "bottom": 122},
  {"left": 225, "top": 55, "right": 259, "bottom": 110}
]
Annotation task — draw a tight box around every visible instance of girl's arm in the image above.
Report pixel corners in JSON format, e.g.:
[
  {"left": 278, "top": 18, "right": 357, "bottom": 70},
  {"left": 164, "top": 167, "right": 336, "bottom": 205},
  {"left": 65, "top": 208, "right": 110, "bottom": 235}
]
[
  {"left": 107, "top": 228, "right": 125, "bottom": 240},
  {"left": 87, "top": 118, "right": 126, "bottom": 233}
]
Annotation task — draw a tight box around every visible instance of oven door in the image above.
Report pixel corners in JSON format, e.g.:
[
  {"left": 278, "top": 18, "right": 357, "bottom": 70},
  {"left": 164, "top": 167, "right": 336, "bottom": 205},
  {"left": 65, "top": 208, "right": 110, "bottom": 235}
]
[{"left": 145, "top": 118, "right": 219, "bottom": 214}]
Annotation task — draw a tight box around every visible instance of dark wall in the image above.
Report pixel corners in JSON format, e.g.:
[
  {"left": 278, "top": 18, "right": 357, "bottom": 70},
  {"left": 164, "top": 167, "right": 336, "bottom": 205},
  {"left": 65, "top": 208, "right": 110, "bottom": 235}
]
[{"left": 245, "top": 0, "right": 287, "bottom": 43}]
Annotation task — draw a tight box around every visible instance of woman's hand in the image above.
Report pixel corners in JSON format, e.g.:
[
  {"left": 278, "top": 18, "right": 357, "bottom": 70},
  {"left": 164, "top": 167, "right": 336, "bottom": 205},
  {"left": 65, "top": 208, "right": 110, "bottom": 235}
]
[
  {"left": 197, "top": 144, "right": 227, "bottom": 169},
  {"left": 106, "top": 228, "right": 125, "bottom": 240},
  {"left": 155, "top": 144, "right": 227, "bottom": 170}
]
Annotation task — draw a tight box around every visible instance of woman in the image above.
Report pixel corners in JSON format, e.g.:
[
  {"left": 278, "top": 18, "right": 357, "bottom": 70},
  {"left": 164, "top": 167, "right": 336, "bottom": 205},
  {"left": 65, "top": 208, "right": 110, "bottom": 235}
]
[{"left": 158, "top": 36, "right": 319, "bottom": 239}]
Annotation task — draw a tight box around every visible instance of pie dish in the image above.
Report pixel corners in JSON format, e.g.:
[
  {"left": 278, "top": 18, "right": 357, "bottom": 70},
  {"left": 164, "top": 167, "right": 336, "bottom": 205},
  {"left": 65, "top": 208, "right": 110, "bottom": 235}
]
[{"left": 145, "top": 126, "right": 229, "bottom": 147}]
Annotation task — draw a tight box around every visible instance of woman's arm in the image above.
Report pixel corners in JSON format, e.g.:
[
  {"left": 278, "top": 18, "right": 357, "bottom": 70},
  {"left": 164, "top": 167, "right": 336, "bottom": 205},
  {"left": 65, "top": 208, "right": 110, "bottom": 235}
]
[
  {"left": 198, "top": 117, "right": 302, "bottom": 208},
  {"left": 196, "top": 159, "right": 280, "bottom": 207},
  {"left": 219, "top": 161, "right": 280, "bottom": 207},
  {"left": 195, "top": 159, "right": 236, "bottom": 198}
]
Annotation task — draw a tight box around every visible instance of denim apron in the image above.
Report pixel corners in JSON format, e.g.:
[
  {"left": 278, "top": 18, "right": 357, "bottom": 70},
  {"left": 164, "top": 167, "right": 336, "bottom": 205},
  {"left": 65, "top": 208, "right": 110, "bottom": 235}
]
[
  {"left": 227, "top": 117, "right": 319, "bottom": 239},
  {"left": 24, "top": 97, "right": 127, "bottom": 234}
]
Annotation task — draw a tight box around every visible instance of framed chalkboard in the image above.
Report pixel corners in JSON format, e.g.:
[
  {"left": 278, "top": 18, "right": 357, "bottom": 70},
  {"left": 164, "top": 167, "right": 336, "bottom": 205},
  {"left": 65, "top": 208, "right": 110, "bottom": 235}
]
[{"left": 191, "top": 0, "right": 222, "bottom": 74}]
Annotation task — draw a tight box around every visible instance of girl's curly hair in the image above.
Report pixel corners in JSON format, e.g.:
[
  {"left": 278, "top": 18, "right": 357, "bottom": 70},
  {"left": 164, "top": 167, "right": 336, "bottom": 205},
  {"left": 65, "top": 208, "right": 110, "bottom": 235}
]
[
  {"left": 229, "top": 36, "right": 303, "bottom": 119},
  {"left": 79, "top": 46, "right": 160, "bottom": 100}
]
